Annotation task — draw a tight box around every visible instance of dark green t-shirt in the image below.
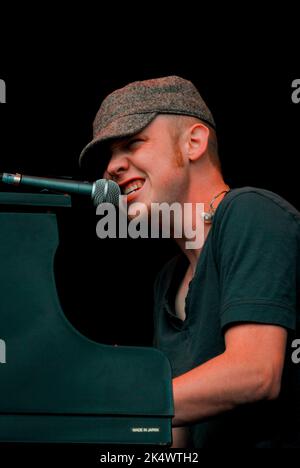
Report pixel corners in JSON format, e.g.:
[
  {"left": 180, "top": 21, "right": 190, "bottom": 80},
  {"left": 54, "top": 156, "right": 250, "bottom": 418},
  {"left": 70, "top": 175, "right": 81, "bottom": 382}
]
[{"left": 153, "top": 187, "right": 300, "bottom": 448}]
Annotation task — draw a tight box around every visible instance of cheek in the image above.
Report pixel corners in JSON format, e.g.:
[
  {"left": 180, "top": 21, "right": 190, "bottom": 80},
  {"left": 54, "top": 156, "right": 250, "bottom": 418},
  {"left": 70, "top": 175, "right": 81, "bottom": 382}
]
[
  {"left": 145, "top": 148, "right": 187, "bottom": 196},
  {"left": 153, "top": 168, "right": 188, "bottom": 202}
]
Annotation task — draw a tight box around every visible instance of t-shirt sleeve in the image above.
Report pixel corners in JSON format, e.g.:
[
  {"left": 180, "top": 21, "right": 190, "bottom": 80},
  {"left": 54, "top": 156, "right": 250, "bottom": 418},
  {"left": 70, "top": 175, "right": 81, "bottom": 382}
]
[{"left": 214, "top": 192, "right": 299, "bottom": 331}]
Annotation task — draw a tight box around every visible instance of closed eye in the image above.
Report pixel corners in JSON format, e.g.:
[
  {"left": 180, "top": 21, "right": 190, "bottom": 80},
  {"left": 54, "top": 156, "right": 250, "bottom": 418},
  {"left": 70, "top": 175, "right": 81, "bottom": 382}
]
[{"left": 126, "top": 138, "right": 144, "bottom": 149}]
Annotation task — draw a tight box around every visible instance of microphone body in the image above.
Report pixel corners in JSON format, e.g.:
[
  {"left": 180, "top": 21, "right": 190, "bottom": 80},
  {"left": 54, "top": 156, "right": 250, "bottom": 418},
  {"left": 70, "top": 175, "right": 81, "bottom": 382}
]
[{"left": 0, "top": 173, "right": 121, "bottom": 206}]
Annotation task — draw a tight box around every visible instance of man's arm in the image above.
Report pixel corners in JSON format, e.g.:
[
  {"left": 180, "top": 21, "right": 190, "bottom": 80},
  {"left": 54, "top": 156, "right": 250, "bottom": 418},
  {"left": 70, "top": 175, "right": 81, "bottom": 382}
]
[{"left": 172, "top": 323, "right": 287, "bottom": 427}]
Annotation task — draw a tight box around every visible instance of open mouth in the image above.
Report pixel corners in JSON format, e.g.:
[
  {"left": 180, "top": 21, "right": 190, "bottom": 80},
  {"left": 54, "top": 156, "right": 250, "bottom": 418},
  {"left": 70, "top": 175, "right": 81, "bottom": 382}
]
[{"left": 121, "top": 178, "right": 145, "bottom": 196}]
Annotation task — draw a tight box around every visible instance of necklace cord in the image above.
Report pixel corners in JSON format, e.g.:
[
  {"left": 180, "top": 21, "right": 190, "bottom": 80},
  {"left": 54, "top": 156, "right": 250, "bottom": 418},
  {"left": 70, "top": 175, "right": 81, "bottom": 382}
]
[{"left": 202, "top": 186, "right": 230, "bottom": 223}]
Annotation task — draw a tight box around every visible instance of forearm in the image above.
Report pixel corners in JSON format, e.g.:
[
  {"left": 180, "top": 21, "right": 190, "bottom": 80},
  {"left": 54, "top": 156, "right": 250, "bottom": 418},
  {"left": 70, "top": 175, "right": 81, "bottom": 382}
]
[{"left": 172, "top": 351, "right": 275, "bottom": 427}]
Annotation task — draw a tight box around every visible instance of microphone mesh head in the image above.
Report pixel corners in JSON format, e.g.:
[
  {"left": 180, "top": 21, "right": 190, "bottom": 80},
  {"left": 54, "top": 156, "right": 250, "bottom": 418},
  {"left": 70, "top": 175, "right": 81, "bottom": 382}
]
[{"left": 92, "top": 179, "right": 121, "bottom": 207}]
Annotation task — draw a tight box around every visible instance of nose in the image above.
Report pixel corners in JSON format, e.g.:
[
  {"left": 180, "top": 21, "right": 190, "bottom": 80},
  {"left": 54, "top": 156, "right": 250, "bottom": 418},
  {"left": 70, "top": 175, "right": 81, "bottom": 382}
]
[{"left": 105, "top": 153, "right": 129, "bottom": 180}]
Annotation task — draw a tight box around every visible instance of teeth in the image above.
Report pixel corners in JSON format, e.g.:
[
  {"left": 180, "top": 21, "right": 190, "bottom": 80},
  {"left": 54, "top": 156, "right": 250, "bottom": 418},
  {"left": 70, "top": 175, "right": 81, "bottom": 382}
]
[{"left": 124, "top": 180, "right": 144, "bottom": 195}]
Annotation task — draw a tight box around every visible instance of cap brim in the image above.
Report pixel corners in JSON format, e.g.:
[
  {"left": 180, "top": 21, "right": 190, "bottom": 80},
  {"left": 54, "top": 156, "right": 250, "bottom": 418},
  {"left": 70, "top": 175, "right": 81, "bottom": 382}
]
[{"left": 79, "top": 112, "right": 157, "bottom": 177}]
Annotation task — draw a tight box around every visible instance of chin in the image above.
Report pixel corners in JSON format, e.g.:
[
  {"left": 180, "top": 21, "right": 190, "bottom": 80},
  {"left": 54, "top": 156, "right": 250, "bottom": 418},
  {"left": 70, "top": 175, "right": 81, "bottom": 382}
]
[{"left": 127, "top": 201, "right": 149, "bottom": 221}]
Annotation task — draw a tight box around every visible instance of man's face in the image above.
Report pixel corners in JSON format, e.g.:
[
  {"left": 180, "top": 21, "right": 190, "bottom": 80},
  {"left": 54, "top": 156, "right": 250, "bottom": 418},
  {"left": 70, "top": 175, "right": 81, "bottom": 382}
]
[{"left": 103, "top": 115, "right": 190, "bottom": 214}]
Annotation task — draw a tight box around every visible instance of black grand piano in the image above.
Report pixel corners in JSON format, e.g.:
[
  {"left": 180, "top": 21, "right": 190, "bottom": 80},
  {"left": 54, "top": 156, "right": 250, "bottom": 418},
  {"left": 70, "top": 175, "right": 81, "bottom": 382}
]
[{"left": 0, "top": 192, "right": 173, "bottom": 445}]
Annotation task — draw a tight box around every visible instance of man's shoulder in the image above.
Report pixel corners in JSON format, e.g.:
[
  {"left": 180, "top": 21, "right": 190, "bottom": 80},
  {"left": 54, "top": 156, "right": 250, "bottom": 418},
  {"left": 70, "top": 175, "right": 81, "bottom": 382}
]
[{"left": 215, "top": 186, "right": 300, "bottom": 225}]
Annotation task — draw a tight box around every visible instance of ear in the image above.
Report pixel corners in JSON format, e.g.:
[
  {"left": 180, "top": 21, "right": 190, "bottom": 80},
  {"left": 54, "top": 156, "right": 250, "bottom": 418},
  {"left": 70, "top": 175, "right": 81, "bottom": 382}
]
[{"left": 185, "top": 123, "right": 210, "bottom": 162}]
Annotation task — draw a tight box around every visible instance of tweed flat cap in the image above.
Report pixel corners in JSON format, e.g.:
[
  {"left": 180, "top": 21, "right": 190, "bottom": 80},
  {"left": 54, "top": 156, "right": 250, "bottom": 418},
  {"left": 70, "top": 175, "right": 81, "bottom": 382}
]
[{"left": 79, "top": 76, "right": 215, "bottom": 175}]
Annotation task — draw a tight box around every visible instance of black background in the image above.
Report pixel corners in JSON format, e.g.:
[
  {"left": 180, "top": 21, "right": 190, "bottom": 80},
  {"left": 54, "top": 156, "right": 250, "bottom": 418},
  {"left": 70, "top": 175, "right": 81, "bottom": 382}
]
[{"left": 0, "top": 32, "right": 299, "bottom": 348}]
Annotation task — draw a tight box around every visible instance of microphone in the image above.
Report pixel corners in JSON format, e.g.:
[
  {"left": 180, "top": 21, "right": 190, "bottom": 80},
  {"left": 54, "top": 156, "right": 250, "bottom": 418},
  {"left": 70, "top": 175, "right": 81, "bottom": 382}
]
[{"left": 0, "top": 172, "right": 121, "bottom": 207}]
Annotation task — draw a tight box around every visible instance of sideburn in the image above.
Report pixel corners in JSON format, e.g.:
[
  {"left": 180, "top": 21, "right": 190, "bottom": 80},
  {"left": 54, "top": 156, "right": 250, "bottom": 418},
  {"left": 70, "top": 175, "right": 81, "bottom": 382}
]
[{"left": 174, "top": 143, "right": 185, "bottom": 168}]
